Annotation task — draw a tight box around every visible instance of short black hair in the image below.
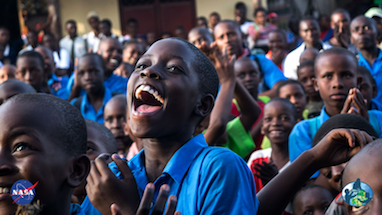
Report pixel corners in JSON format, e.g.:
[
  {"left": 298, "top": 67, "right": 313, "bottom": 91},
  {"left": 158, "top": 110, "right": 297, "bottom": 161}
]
[
  {"left": 235, "top": 2, "right": 246, "bottom": 10},
  {"left": 297, "top": 60, "right": 315, "bottom": 74},
  {"left": 79, "top": 53, "right": 106, "bottom": 71},
  {"left": 0, "top": 79, "right": 36, "bottom": 93},
  {"left": 292, "top": 185, "right": 331, "bottom": 213},
  {"left": 17, "top": 51, "right": 45, "bottom": 69},
  {"left": 254, "top": 7, "right": 267, "bottom": 17},
  {"left": 0, "top": 26, "right": 9, "bottom": 31},
  {"left": 209, "top": 12, "right": 220, "bottom": 18},
  {"left": 217, "top": 20, "right": 242, "bottom": 33},
  {"left": 312, "top": 114, "right": 378, "bottom": 147},
  {"left": 85, "top": 119, "right": 118, "bottom": 153},
  {"left": 358, "top": 65, "right": 376, "bottom": 86},
  {"left": 331, "top": 8, "right": 351, "bottom": 22},
  {"left": 65, "top": 19, "right": 77, "bottom": 26},
  {"left": 188, "top": 27, "right": 214, "bottom": 43},
  {"left": 315, "top": 47, "right": 358, "bottom": 75},
  {"left": 101, "top": 19, "right": 112, "bottom": 28},
  {"left": 7, "top": 94, "right": 87, "bottom": 156},
  {"left": 197, "top": 16, "right": 207, "bottom": 22},
  {"left": 268, "top": 29, "right": 287, "bottom": 41},
  {"left": 351, "top": 15, "right": 378, "bottom": 34},
  {"left": 276, "top": 79, "right": 306, "bottom": 97},
  {"left": 266, "top": 98, "right": 298, "bottom": 122},
  {"left": 127, "top": 18, "right": 138, "bottom": 25},
  {"left": 170, "top": 37, "right": 219, "bottom": 98},
  {"left": 43, "top": 32, "right": 56, "bottom": 40},
  {"left": 123, "top": 39, "right": 142, "bottom": 50},
  {"left": 299, "top": 16, "right": 319, "bottom": 28}
]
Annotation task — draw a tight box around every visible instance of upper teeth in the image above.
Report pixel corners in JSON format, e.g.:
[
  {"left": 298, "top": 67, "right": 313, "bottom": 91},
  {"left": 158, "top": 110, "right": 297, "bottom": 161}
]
[
  {"left": 135, "top": 85, "right": 164, "bottom": 104},
  {"left": 110, "top": 59, "right": 118, "bottom": 64},
  {"left": 0, "top": 187, "right": 9, "bottom": 194}
]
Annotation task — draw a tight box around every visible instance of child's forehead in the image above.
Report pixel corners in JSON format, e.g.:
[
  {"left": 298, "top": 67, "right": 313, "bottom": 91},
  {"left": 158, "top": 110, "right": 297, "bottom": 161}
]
[
  {"left": 281, "top": 83, "right": 304, "bottom": 92},
  {"left": 145, "top": 39, "right": 194, "bottom": 60},
  {"left": 316, "top": 54, "right": 356, "bottom": 70},
  {"left": 79, "top": 56, "right": 102, "bottom": 67},
  {"left": 235, "top": 59, "right": 258, "bottom": 69}
]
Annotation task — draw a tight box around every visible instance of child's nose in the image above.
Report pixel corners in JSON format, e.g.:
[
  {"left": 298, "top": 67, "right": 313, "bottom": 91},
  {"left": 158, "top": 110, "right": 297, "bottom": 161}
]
[
  {"left": 331, "top": 76, "right": 344, "bottom": 89},
  {"left": 140, "top": 68, "right": 160, "bottom": 80},
  {"left": 0, "top": 154, "right": 16, "bottom": 176}
]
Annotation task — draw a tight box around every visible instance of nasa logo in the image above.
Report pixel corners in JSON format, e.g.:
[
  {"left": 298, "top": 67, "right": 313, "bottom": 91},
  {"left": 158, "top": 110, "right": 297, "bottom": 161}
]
[{"left": 10, "top": 179, "right": 38, "bottom": 205}]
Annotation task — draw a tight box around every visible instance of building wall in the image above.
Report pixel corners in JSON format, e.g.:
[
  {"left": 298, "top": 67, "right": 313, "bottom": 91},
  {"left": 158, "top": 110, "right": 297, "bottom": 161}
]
[
  {"left": 59, "top": 0, "right": 121, "bottom": 37},
  {"left": 195, "top": 0, "right": 255, "bottom": 21}
]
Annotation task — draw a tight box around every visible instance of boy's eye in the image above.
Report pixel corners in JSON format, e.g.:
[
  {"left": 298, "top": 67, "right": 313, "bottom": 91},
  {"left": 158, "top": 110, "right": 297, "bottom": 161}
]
[
  {"left": 87, "top": 146, "right": 95, "bottom": 152},
  {"left": 323, "top": 74, "right": 332, "bottom": 79},
  {"left": 117, "top": 116, "right": 126, "bottom": 121},
  {"left": 136, "top": 64, "right": 148, "bottom": 70},
  {"left": 281, "top": 116, "right": 290, "bottom": 121},
  {"left": 12, "top": 143, "right": 31, "bottom": 153},
  {"left": 238, "top": 73, "right": 246, "bottom": 79},
  {"left": 303, "top": 210, "right": 313, "bottom": 215},
  {"left": 264, "top": 117, "right": 272, "bottom": 122},
  {"left": 167, "top": 66, "right": 184, "bottom": 73}
]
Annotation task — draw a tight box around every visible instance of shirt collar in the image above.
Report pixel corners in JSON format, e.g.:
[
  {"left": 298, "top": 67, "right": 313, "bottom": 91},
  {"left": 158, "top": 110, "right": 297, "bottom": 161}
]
[
  {"left": 82, "top": 87, "right": 113, "bottom": 112},
  {"left": 162, "top": 134, "right": 208, "bottom": 183},
  {"left": 3, "top": 44, "right": 9, "bottom": 56},
  {"left": 358, "top": 48, "right": 382, "bottom": 62},
  {"left": 238, "top": 48, "right": 250, "bottom": 59},
  {"left": 319, "top": 106, "right": 331, "bottom": 124},
  {"left": 129, "top": 134, "right": 208, "bottom": 185}
]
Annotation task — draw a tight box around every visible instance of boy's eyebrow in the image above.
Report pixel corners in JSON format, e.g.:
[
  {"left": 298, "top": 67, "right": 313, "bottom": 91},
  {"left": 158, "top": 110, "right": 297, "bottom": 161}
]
[
  {"left": 6, "top": 129, "right": 40, "bottom": 141},
  {"left": 142, "top": 54, "right": 186, "bottom": 62}
]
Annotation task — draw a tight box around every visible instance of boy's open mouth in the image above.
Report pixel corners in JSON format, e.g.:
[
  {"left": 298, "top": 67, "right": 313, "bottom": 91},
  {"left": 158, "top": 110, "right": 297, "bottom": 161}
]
[
  {"left": 0, "top": 187, "right": 10, "bottom": 195},
  {"left": 133, "top": 84, "right": 164, "bottom": 114}
]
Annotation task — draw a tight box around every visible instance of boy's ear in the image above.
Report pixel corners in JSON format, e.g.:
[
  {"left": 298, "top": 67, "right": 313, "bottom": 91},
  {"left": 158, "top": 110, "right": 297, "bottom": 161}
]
[
  {"left": 373, "top": 85, "right": 378, "bottom": 98},
  {"left": 194, "top": 93, "right": 215, "bottom": 117},
  {"left": 66, "top": 155, "right": 91, "bottom": 188},
  {"left": 313, "top": 77, "right": 319, "bottom": 92},
  {"left": 357, "top": 76, "right": 363, "bottom": 88}
]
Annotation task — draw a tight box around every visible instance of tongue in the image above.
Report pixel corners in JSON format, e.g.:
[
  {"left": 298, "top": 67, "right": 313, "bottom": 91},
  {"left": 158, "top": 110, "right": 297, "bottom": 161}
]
[
  {"left": 136, "top": 104, "right": 161, "bottom": 113},
  {"left": 140, "top": 91, "right": 162, "bottom": 106}
]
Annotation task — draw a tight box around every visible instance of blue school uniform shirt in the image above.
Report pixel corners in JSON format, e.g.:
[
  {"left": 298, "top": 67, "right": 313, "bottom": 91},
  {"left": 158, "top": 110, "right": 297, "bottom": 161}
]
[
  {"left": 358, "top": 49, "right": 382, "bottom": 110},
  {"left": 249, "top": 54, "right": 288, "bottom": 91},
  {"left": 67, "top": 73, "right": 128, "bottom": 96},
  {"left": 81, "top": 134, "right": 259, "bottom": 215},
  {"left": 289, "top": 106, "right": 382, "bottom": 178},
  {"left": 70, "top": 87, "right": 113, "bottom": 124},
  {"left": 48, "top": 74, "right": 69, "bottom": 100}
]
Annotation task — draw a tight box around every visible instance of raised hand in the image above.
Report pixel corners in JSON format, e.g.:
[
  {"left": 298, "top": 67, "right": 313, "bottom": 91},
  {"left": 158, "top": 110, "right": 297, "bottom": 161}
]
[
  {"left": 341, "top": 88, "right": 369, "bottom": 120},
  {"left": 310, "top": 128, "right": 374, "bottom": 168},
  {"left": 208, "top": 42, "right": 236, "bottom": 84},
  {"left": 86, "top": 154, "right": 140, "bottom": 215},
  {"left": 110, "top": 184, "right": 181, "bottom": 215},
  {"left": 253, "top": 161, "right": 278, "bottom": 186}
]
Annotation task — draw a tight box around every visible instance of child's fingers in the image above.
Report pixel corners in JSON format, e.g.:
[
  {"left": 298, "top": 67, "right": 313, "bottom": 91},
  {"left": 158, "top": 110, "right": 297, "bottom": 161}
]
[
  {"left": 112, "top": 154, "right": 133, "bottom": 180},
  {"left": 152, "top": 184, "right": 170, "bottom": 215},
  {"left": 341, "top": 95, "right": 353, "bottom": 114},
  {"left": 174, "top": 211, "right": 181, "bottom": 215},
  {"left": 94, "top": 154, "right": 113, "bottom": 176},
  {"left": 164, "top": 195, "right": 178, "bottom": 215},
  {"left": 351, "top": 129, "right": 366, "bottom": 148},
  {"left": 86, "top": 165, "right": 95, "bottom": 185},
  {"left": 110, "top": 203, "right": 122, "bottom": 215},
  {"left": 89, "top": 160, "right": 101, "bottom": 179},
  {"left": 136, "top": 183, "right": 155, "bottom": 215},
  {"left": 337, "top": 129, "right": 356, "bottom": 148},
  {"left": 361, "top": 130, "right": 374, "bottom": 144}
]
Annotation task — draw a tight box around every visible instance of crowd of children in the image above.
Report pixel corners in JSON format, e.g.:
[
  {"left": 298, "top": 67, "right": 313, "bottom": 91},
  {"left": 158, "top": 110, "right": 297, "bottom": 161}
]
[{"left": 1, "top": 2, "right": 382, "bottom": 215}]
